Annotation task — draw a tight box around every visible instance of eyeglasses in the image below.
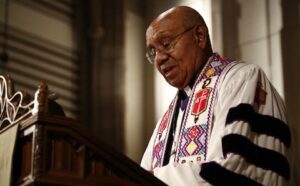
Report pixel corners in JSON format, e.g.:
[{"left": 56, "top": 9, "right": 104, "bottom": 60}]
[{"left": 146, "top": 26, "right": 195, "bottom": 64}]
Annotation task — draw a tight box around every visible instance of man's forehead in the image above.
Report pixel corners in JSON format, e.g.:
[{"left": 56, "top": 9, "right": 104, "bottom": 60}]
[
  {"left": 146, "top": 8, "right": 186, "bottom": 45},
  {"left": 147, "top": 18, "right": 182, "bottom": 39}
]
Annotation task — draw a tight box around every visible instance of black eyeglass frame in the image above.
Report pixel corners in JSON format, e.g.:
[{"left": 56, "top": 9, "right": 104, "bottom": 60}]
[{"left": 145, "top": 25, "right": 196, "bottom": 64}]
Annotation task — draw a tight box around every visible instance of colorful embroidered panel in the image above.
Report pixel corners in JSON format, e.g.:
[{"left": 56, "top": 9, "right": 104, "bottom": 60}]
[
  {"left": 179, "top": 125, "right": 206, "bottom": 158},
  {"left": 152, "top": 140, "right": 165, "bottom": 168},
  {"left": 151, "top": 98, "right": 177, "bottom": 170},
  {"left": 151, "top": 53, "right": 235, "bottom": 169},
  {"left": 175, "top": 54, "right": 234, "bottom": 163}
]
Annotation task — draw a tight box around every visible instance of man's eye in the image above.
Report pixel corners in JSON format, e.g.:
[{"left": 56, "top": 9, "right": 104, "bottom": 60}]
[{"left": 162, "top": 40, "right": 171, "bottom": 49}]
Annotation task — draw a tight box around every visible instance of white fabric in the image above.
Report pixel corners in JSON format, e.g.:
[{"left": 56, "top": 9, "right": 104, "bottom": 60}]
[
  {"left": 141, "top": 62, "right": 292, "bottom": 186},
  {"left": 0, "top": 124, "right": 19, "bottom": 186}
]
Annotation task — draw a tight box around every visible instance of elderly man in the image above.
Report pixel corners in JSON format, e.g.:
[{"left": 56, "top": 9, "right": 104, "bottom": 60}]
[{"left": 141, "top": 6, "right": 293, "bottom": 186}]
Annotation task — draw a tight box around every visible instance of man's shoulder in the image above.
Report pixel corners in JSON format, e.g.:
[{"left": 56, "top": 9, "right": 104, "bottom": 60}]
[
  {"left": 223, "top": 61, "right": 264, "bottom": 78},
  {"left": 218, "top": 61, "right": 268, "bottom": 89},
  {"left": 227, "top": 61, "right": 262, "bottom": 72}
]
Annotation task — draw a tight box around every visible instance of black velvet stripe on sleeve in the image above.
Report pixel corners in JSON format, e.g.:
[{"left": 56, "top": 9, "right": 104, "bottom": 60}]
[
  {"left": 226, "top": 103, "right": 291, "bottom": 148},
  {"left": 200, "top": 161, "right": 263, "bottom": 186},
  {"left": 222, "top": 134, "right": 290, "bottom": 180}
]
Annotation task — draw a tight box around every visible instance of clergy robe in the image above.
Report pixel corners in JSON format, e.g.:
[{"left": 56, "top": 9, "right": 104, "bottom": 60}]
[{"left": 141, "top": 54, "right": 292, "bottom": 186}]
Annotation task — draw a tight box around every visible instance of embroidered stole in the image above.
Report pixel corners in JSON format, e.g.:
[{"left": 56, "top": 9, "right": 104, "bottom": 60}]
[{"left": 151, "top": 54, "right": 234, "bottom": 170}]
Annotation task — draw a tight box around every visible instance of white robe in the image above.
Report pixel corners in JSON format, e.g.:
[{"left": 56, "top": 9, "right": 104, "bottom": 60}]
[{"left": 141, "top": 60, "right": 293, "bottom": 186}]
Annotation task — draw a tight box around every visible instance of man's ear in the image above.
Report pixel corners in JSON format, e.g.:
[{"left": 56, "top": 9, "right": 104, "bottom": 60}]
[{"left": 195, "top": 25, "right": 207, "bottom": 49}]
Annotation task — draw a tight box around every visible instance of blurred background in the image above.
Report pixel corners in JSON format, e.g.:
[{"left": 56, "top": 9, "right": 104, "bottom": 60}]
[{"left": 0, "top": 0, "right": 299, "bottom": 184}]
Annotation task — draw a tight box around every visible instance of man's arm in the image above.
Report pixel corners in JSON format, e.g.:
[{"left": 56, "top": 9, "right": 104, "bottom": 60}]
[{"left": 200, "top": 63, "right": 291, "bottom": 186}]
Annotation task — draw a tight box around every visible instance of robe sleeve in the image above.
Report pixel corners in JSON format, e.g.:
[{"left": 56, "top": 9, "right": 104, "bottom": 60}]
[{"left": 200, "top": 63, "right": 292, "bottom": 186}]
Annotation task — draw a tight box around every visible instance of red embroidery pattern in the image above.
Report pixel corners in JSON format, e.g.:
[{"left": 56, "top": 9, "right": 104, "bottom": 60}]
[
  {"left": 192, "top": 88, "right": 211, "bottom": 123},
  {"left": 181, "top": 125, "right": 205, "bottom": 156},
  {"left": 151, "top": 98, "right": 176, "bottom": 169},
  {"left": 158, "top": 109, "right": 170, "bottom": 138},
  {"left": 152, "top": 140, "right": 165, "bottom": 168},
  {"left": 175, "top": 53, "right": 234, "bottom": 163},
  {"left": 255, "top": 82, "right": 267, "bottom": 107}
]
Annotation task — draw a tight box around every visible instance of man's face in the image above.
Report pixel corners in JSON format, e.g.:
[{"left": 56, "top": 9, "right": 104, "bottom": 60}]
[{"left": 146, "top": 19, "right": 203, "bottom": 89}]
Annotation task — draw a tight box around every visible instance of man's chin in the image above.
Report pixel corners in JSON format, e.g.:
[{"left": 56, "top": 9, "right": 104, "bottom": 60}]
[{"left": 166, "top": 79, "right": 184, "bottom": 89}]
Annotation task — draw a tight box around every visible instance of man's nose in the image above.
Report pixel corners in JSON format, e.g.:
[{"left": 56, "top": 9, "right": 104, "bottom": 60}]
[{"left": 155, "top": 51, "right": 168, "bottom": 65}]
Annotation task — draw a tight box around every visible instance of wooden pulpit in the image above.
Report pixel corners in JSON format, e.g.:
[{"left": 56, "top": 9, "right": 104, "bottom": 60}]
[{"left": 0, "top": 75, "right": 165, "bottom": 186}]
